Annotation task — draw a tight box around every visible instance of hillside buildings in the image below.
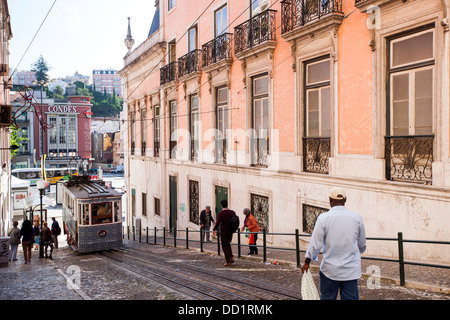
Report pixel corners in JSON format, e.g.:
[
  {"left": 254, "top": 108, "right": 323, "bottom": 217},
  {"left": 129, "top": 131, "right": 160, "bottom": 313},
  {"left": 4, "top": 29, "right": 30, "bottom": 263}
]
[
  {"left": 121, "top": 0, "right": 450, "bottom": 264},
  {"left": 92, "top": 69, "right": 123, "bottom": 97}
]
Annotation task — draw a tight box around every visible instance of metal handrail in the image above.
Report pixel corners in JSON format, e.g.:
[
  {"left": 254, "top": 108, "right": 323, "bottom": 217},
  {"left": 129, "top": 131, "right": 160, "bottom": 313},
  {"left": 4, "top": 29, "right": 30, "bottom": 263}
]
[{"left": 124, "top": 226, "right": 450, "bottom": 287}]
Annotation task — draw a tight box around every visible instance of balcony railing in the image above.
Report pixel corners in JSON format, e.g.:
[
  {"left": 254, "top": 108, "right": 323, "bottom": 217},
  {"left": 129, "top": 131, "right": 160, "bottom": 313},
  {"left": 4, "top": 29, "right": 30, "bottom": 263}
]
[
  {"left": 178, "top": 50, "right": 202, "bottom": 78},
  {"left": 302, "top": 137, "right": 330, "bottom": 174},
  {"left": 141, "top": 141, "right": 146, "bottom": 156},
  {"left": 281, "top": 0, "right": 343, "bottom": 34},
  {"left": 215, "top": 139, "right": 227, "bottom": 164},
  {"left": 250, "top": 137, "right": 269, "bottom": 167},
  {"left": 385, "top": 135, "right": 434, "bottom": 185},
  {"left": 169, "top": 140, "right": 177, "bottom": 159},
  {"left": 131, "top": 141, "right": 135, "bottom": 156},
  {"left": 235, "top": 9, "right": 277, "bottom": 55},
  {"left": 154, "top": 139, "right": 160, "bottom": 158},
  {"left": 202, "top": 33, "right": 233, "bottom": 68},
  {"left": 160, "top": 61, "right": 178, "bottom": 86},
  {"left": 190, "top": 139, "right": 199, "bottom": 162}
]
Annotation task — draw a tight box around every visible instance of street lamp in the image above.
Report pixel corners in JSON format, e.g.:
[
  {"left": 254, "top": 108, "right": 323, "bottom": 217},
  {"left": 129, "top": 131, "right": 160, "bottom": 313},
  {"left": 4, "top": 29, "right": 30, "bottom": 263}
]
[
  {"left": 32, "top": 80, "right": 48, "bottom": 168},
  {"left": 36, "top": 178, "right": 46, "bottom": 258}
]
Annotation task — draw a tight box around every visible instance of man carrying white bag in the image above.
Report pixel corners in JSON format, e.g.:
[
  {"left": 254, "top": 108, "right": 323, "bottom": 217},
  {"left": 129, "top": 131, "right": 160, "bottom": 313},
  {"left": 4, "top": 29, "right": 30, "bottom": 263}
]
[{"left": 301, "top": 187, "right": 367, "bottom": 300}]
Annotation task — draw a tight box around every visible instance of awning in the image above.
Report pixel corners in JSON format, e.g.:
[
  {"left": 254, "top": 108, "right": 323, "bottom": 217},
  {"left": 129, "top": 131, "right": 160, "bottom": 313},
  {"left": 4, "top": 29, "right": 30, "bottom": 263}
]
[{"left": 24, "top": 193, "right": 54, "bottom": 208}]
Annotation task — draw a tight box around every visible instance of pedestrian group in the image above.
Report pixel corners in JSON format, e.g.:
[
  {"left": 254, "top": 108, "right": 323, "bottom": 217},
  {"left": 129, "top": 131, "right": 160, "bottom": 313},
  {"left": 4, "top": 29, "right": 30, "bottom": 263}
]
[{"left": 8, "top": 217, "right": 61, "bottom": 264}]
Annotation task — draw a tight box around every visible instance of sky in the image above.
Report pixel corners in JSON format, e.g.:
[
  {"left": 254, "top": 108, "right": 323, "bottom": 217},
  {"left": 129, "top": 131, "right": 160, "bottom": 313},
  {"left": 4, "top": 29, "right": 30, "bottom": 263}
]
[{"left": 8, "top": 0, "right": 156, "bottom": 79}]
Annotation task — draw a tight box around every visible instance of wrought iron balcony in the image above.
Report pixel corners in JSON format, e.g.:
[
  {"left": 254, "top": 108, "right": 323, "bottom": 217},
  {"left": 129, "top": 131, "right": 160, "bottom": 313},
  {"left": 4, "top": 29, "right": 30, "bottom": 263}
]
[
  {"left": 385, "top": 135, "right": 434, "bottom": 185},
  {"left": 154, "top": 139, "right": 160, "bottom": 158},
  {"left": 202, "top": 33, "right": 233, "bottom": 68},
  {"left": 160, "top": 61, "right": 178, "bottom": 86},
  {"left": 178, "top": 50, "right": 202, "bottom": 78},
  {"left": 281, "top": 0, "right": 343, "bottom": 35},
  {"left": 302, "top": 137, "right": 330, "bottom": 174},
  {"left": 250, "top": 137, "right": 269, "bottom": 167},
  {"left": 215, "top": 139, "right": 227, "bottom": 164},
  {"left": 169, "top": 140, "right": 177, "bottom": 159},
  {"left": 234, "top": 9, "right": 277, "bottom": 55},
  {"left": 131, "top": 141, "right": 135, "bottom": 156},
  {"left": 190, "top": 139, "right": 199, "bottom": 162},
  {"left": 141, "top": 141, "right": 146, "bottom": 156}
]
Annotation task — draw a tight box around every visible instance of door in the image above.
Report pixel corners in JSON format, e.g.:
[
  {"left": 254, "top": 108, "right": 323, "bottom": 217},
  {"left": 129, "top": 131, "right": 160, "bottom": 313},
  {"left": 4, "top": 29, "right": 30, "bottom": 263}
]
[
  {"left": 214, "top": 186, "right": 228, "bottom": 219},
  {"left": 169, "top": 176, "right": 177, "bottom": 231}
]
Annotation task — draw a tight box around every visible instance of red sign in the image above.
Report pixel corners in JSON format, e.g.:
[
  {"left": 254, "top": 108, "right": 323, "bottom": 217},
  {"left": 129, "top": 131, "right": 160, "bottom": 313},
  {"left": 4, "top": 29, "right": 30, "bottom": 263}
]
[{"left": 98, "top": 230, "right": 107, "bottom": 237}]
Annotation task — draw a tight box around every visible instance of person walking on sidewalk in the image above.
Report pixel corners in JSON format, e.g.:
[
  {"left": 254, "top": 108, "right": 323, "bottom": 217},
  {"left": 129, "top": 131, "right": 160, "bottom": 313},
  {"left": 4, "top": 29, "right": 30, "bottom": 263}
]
[
  {"left": 243, "top": 208, "right": 260, "bottom": 255},
  {"left": 32, "top": 220, "right": 40, "bottom": 251},
  {"left": 301, "top": 187, "right": 366, "bottom": 300},
  {"left": 41, "top": 221, "right": 54, "bottom": 260},
  {"left": 8, "top": 221, "right": 20, "bottom": 261},
  {"left": 213, "top": 200, "right": 236, "bottom": 267},
  {"left": 20, "top": 220, "right": 34, "bottom": 264},
  {"left": 51, "top": 217, "right": 61, "bottom": 249},
  {"left": 200, "top": 206, "right": 214, "bottom": 242}
]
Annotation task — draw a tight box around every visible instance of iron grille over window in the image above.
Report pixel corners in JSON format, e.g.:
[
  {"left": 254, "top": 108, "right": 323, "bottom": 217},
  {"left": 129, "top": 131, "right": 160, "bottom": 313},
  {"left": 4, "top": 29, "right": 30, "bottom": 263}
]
[
  {"left": 302, "top": 204, "right": 328, "bottom": 234},
  {"left": 250, "top": 194, "right": 269, "bottom": 232},
  {"left": 189, "top": 180, "right": 199, "bottom": 224},
  {"left": 385, "top": 135, "right": 434, "bottom": 185},
  {"left": 303, "top": 137, "right": 330, "bottom": 174}
]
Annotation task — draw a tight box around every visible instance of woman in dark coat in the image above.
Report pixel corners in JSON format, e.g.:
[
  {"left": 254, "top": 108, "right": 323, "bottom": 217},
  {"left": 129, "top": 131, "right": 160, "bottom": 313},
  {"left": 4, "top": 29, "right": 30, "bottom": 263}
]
[{"left": 20, "top": 220, "right": 34, "bottom": 264}]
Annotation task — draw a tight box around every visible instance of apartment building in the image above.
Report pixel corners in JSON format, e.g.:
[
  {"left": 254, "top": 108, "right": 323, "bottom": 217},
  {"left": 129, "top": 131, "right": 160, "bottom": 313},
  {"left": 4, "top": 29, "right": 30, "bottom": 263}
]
[
  {"left": 11, "top": 70, "right": 36, "bottom": 87},
  {"left": 0, "top": 0, "right": 12, "bottom": 237},
  {"left": 92, "top": 69, "right": 123, "bottom": 97},
  {"left": 120, "top": 0, "right": 450, "bottom": 264}
]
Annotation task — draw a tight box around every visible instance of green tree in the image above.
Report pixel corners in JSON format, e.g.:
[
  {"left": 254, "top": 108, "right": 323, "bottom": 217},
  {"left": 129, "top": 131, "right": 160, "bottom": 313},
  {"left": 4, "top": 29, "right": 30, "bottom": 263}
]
[
  {"left": 10, "top": 126, "right": 28, "bottom": 158},
  {"left": 31, "top": 55, "right": 51, "bottom": 83},
  {"left": 52, "top": 85, "right": 64, "bottom": 98}
]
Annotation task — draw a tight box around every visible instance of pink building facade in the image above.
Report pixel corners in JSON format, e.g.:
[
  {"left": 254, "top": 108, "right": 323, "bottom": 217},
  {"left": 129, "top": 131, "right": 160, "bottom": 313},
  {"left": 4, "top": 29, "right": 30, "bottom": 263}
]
[
  {"left": 34, "top": 96, "right": 93, "bottom": 167},
  {"left": 121, "top": 0, "right": 450, "bottom": 264}
]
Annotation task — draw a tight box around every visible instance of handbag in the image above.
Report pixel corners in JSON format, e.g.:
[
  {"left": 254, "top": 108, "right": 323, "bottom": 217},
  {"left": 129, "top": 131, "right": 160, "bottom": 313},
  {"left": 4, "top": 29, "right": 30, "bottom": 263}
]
[
  {"left": 248, "top": 233, "right": 255, "bottom": 245},
  {"left": 301, "top": 270, "right": 320, "bottom": 300}
]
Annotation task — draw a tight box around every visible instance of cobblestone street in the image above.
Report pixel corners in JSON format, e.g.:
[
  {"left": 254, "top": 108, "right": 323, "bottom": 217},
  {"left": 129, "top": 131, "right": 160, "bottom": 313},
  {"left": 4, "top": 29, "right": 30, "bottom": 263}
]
[{"left": 1, "top": 239, "right": 448, "bottom": 301}]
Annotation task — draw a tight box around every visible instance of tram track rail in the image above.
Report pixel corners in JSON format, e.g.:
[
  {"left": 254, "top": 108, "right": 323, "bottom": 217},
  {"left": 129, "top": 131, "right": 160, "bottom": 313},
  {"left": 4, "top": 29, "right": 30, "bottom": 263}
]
[
  {"left": 98, "top": 251, "right": 251, "bottom": 300},
  {"left": 103, "top": 245, "right": 302, "bottom": 300}
]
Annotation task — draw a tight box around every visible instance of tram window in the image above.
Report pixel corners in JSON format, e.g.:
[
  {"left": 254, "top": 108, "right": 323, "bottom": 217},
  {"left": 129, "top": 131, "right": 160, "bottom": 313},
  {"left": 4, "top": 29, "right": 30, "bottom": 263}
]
[
  {"left": 92, "top": 202, "right": 113, "bottom": 225},
  {"left": 82, "top": 204, "right": 90, "bottom": 225},
  {"left": 114, "top": 202, "right": 120, "bottom": 223}
]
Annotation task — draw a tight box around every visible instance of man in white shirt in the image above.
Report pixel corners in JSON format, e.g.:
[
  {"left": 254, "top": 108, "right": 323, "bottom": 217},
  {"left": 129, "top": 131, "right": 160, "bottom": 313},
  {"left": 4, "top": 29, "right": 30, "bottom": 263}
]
[{"left": 301, "top": 187, "right": 366, "bottom": 300}]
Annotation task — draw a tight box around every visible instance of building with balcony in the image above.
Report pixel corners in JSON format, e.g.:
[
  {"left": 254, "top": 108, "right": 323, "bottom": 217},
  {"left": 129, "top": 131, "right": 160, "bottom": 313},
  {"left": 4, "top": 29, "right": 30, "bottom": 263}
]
[
  {"left": 121, "top": 0, "right": 450, "bottom": 264},
  {"left": 0, "top": 0, "right": 12, "bottom": 237}
]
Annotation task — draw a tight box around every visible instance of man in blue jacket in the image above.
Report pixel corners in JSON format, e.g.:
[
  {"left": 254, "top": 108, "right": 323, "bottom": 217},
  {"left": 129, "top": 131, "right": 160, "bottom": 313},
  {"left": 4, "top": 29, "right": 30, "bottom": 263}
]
[{"left": 301, "top": 187, "right": 367, "bottom": 300}]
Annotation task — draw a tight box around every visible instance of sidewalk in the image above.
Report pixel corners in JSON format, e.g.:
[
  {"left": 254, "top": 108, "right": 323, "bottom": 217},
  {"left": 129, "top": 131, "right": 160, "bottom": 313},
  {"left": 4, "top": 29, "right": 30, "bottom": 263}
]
[{"left": 0, "top": 248, "right": 82, "bottom": 300}]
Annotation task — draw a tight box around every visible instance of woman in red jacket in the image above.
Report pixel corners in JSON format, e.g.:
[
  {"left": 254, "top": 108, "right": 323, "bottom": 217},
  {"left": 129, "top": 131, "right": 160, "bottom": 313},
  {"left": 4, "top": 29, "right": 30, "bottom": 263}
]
[{"left": 243, "top": 208, "right": 260, "bottom": 255}]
